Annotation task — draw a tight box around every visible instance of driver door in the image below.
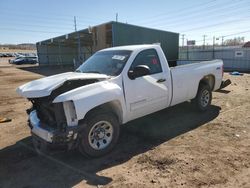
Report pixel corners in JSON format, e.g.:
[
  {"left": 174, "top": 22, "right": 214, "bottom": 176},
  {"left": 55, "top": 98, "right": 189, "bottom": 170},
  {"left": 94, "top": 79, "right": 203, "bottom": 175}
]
[{"left": 123, "top": 49, "right": 169, "bottom": 120}]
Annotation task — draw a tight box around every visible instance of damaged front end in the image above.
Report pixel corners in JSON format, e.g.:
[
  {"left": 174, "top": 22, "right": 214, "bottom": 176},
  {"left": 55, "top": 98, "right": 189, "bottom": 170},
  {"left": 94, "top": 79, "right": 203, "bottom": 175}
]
[
  {"left": 28, "top": 100, "right": 79, "bottom": 152},
  {"left": 26, "top": 78, "right": 99, "bottom": 152}
]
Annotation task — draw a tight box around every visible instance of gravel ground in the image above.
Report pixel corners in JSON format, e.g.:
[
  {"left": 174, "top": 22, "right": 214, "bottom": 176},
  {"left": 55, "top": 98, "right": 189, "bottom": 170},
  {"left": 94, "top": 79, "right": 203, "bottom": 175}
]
[{"left": 0, "top": 58, "right": 249, "bottom": 188}]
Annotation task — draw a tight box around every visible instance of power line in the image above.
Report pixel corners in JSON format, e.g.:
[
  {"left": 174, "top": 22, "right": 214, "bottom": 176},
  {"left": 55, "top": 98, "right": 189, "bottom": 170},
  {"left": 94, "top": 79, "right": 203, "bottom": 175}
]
[
  {"left": 155, "top": 5, "right": 250, "bottom": 29},
  {"left": 0, "top": 14, "right": 100, "bottom": 27},
  {"left": 136, "top": 0, "right": 242, "bottom": 26},
  {"left": 0, "top": 9, "right": 104, "bottom": 28},
  {"left": 133, "top": 0, "right": 217, "bottom": 24},
  {"left": 187, "top": 29, "right": 250, "bottom": 44},
  {"left": 0, "top": 16, "right": 102, "bottom": 33},
  {"left": 0, "top": 12, "right": 73, "bottom": 24},
  {"left": 223, "top": 30, "right": 250, "bottom": 38},
  {"left": 0, "top": 9, "right": 106, "bottom": 23},
  {"left": 0, "top": 16, "right": 75, "bottom": 26},
  {"left": 0, "top": 28, "right": 66, "bottom": 34},
  {"left": 0, "top": 21, "right": 74, "bottom": 31},
  {"left": 193, "top": 25, "right": 250, "bottom": 36},
  {"left": 140, "top": 0, "right": 248, "bottom": 28},
  {"left": 181, "top": 15, "right": 250, "bottom": 33}
]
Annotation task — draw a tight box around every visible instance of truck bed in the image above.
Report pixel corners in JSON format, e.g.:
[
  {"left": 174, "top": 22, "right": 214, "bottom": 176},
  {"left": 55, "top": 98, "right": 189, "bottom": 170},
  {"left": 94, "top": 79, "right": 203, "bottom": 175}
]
[{"left": 170, "top": 59, "right": 223, "bottom": 106}]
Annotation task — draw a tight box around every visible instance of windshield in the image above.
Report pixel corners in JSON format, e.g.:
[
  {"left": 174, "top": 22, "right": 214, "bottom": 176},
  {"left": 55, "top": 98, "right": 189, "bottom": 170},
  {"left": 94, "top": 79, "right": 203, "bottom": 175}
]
[{"left": 77, "top": 50, "right": 132, "bottom": 76}]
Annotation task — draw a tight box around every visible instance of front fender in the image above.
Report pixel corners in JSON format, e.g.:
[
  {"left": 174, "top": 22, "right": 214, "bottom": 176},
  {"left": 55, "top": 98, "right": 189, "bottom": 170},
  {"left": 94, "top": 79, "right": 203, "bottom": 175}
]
[{"left": 53, "top": 81, "right": 124, "bottom": 120}]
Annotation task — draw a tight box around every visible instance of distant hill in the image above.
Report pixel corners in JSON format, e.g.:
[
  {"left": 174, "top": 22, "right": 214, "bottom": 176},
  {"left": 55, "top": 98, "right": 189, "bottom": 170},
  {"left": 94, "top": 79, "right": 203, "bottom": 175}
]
[{"left": 0, "top": 43, "right": 36, "bottom": 50}]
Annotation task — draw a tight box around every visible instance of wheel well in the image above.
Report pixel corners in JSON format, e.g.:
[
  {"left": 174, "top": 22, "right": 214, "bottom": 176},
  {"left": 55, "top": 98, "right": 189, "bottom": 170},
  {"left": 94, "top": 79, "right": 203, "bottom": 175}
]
[
  {"left": 199, "top": 75, "right": 215, "bottom": 90},
  {"left": 84, "top": 101, "right": 123, "bottom": 124}
]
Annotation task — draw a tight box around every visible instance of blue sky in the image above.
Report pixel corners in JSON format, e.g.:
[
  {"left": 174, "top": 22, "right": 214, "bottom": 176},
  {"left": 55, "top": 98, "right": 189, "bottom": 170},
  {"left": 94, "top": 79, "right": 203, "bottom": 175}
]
[{"left": 0, "top": 0, "right": 250, "bottom": 45}]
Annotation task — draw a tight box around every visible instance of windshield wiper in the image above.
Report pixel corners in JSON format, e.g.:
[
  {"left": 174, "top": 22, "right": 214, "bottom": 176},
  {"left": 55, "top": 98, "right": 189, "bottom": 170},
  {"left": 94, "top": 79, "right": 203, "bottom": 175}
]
[
  {"left": 77, "top": 70, "right": 110, "bottom": 76},
  {"left": 84, "top": 71, "right": 101, "bottom": 74}
]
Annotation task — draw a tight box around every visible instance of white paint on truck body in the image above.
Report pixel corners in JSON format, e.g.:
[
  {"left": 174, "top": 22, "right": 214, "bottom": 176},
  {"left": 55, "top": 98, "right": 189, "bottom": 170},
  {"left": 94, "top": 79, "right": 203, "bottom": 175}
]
[{"left": 17, "top": 44, "right": 223, "bottom": 127}]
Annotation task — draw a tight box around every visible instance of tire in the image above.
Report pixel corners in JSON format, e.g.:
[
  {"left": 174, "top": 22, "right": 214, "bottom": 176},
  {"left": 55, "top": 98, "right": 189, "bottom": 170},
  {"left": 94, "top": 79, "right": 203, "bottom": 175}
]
[
  {"left": 193, "top": 84, "right": 212, "bottom": 111},
  {"left": 78, "top": 111, "right": 120, "bottom": 157}
]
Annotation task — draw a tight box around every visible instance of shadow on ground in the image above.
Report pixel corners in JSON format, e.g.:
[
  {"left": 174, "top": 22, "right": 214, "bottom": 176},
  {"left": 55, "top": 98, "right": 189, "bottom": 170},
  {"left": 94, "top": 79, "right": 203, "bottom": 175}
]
[
  {"left": 0, "top": 102, "right": 221, "bottom": 188},
  {"left": 18, "top": 65, "right": 74, "bottom": 76}
]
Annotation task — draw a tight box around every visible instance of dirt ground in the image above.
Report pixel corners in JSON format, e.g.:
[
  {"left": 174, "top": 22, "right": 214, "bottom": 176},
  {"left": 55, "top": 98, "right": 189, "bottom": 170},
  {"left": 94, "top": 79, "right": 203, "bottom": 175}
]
[{"left": 0, "top": 58, "right": 249, "bottom": 188}]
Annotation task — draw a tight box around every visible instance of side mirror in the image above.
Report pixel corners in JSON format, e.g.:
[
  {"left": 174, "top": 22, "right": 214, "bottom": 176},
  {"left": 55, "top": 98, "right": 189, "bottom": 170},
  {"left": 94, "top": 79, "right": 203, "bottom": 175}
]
[{"left": 128, "top": 65, "right": 150, "bottom": 80}]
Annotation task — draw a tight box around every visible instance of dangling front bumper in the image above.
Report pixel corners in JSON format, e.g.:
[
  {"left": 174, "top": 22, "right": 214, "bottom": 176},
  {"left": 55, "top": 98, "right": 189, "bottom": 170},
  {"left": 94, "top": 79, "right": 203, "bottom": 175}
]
[{"left": 28, "top": 110, "right": 79, "bottom": 151}]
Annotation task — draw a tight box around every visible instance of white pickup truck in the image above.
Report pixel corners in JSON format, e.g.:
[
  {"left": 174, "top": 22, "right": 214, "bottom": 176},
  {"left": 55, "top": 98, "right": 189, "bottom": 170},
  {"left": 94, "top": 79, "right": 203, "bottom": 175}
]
[{"left": 17, "top": 44, "right": 229, "bottom": 157}]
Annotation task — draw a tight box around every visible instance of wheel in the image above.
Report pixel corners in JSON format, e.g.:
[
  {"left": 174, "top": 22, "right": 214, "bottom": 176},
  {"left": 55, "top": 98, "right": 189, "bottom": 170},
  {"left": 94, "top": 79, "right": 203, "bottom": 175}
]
[
  {"left": 78, "top": 111, "right": 120, "bottom": 157},
  {"left": 193, "top": 84, "right": 212, "bottom": 111}
]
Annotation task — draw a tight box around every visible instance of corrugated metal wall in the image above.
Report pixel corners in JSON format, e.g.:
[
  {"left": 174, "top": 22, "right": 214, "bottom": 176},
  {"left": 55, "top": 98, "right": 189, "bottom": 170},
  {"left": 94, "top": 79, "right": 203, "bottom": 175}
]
[
  {"left": 37, "top": 22, "right": 179, "bottom": 66},
  {"left": 112, "top": 22, "right": 179, "bottom": 61},
  {"left": 179, "top": 47, "right": 250, "bottom": 72},
  {"left": 36, "top": 44, "right": 48, "bottom": 65},
  {"left": 37, "top": 44, "right": 77, "bottom": 65}
]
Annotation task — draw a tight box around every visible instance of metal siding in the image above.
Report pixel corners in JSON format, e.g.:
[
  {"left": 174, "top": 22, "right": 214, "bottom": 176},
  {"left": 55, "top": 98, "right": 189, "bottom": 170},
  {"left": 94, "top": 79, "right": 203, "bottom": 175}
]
[
  {"left": 112, "top": 22, "right": 179, "bottom": 61},
  {"left": 179, "top": 47, "right": 250, "bottom": 71},
  {"left": 37, "top": 22, "right": 179, "bottom": 66},
  {"left": 37, "top": 44, "right": 77, "bottom": 65},
  {"left": 59, "top": 45, "right": 78, "bottom": 65},
  {"left": 36, "top": 44, "right": 48, "bottom": 65}
]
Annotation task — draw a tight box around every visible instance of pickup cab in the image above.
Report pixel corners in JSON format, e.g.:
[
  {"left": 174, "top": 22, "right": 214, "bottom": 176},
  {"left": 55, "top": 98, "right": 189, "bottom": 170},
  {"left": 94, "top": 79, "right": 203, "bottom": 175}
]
[{"left": 17, "top": 44, "right": 226, "bottom": 157}]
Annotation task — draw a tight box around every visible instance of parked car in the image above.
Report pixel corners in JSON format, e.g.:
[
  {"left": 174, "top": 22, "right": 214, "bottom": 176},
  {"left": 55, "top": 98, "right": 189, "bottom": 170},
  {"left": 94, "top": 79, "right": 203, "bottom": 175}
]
[
  {"left": 1, "top": 53, "right": 8, "bottom": 57},
  {"left": 11, "top": 56, "right": 38, "bottom": 65},
  {"left": 0, "top": 53, "right": 15, "bottom": 57},
  {"left": 9, "top": 56, "right": 22, "bottom": 63},
  {"left": 13, "top": 53, "right": 23, "bottom": 57},
  {"left": 6, "top": 53, "right": 14, "bottom": 57},
  {"left": 17, "top": 44, "right": 230, "bottom": 157}
]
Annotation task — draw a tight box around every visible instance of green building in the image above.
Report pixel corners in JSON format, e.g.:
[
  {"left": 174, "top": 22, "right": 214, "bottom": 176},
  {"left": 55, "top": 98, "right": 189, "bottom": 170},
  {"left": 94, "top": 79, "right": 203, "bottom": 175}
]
[{"left": 36, "top": 21, "right": 179, "bottom": 67}]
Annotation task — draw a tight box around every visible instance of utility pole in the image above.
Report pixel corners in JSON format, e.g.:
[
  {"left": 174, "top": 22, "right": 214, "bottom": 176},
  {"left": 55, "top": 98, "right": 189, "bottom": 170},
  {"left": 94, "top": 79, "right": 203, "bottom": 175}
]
[
  {"left": 213, "top": 36, "right": 215, "bottom": 59},
  {"left": 221, "top": 36, "right": 224, "bottom": 46},
  {"left": 203, "top": 35, "right": 207, "bottom": 50},
  {"left": 74, "top": 16, "right": 81, "bottom": 67},
  {"left": 116, "top": 13, "right": 118, "bottom": 22},
  {"left": 181, "top": 34, "right": 185, "bottom": 48},
  {"left": 74, "top": 16, "right": 77, "bottom": 32}
]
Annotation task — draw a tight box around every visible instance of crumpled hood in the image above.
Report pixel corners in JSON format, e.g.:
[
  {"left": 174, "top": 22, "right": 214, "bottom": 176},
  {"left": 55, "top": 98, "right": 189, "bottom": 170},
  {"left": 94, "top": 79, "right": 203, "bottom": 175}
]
[{"left": 16, "top": 72, "right": 110, "bottom": 98}]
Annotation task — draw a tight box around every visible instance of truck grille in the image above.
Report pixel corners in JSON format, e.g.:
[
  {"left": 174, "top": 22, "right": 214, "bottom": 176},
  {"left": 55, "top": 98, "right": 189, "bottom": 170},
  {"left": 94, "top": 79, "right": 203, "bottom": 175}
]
[{"left": 30, "top": 97, "right": 66, "bottom": 130}]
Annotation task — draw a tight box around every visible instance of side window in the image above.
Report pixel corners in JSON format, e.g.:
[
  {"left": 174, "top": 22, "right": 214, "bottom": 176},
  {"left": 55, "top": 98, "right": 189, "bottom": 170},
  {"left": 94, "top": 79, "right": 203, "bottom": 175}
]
[{"left": 130, "top": 49, "right": 162, "bottom": 75}]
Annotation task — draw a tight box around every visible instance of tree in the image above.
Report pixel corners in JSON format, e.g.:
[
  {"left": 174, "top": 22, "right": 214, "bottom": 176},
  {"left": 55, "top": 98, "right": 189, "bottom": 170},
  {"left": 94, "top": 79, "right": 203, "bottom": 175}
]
[{"left": 224, "top": 37, "right": 245, "bottom": 46}]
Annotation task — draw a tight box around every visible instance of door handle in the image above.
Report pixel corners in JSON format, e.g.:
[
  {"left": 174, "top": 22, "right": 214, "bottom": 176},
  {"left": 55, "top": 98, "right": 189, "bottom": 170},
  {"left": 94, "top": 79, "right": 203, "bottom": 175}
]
[{"left": 157, "top": 78, "right": 166, "bottom": 83}]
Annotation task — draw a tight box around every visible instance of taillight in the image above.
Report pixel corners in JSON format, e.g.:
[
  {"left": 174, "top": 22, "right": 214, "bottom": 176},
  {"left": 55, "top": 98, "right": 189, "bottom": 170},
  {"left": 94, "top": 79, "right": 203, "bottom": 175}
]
[{"left": 222, "top": 64, "right": 224, "bottom": 77}]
